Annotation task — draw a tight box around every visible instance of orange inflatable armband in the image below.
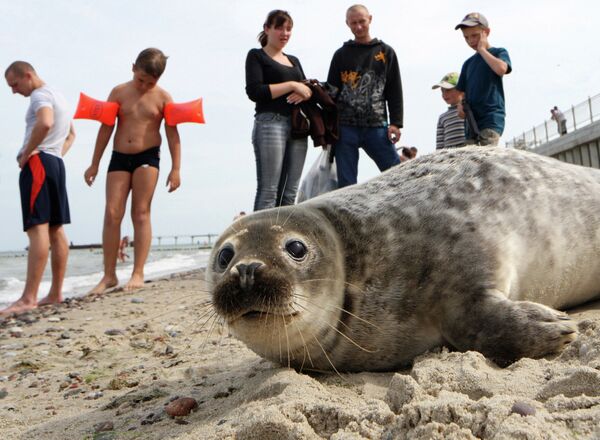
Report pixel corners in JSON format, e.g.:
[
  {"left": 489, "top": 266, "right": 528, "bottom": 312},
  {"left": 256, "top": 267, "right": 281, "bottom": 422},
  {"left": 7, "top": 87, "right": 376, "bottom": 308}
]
[
  {"left": 164, "top": 98, "right": 205, "bottom": 126},
  {"left": 73, "top": 93, "right": 119, "bottom": 126}
]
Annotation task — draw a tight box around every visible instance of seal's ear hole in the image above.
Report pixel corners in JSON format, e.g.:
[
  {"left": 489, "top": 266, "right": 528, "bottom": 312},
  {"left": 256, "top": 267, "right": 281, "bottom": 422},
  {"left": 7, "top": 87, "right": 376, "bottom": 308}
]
[
  {"left": 285, "top": 240, "right": 307, "bottom": 261},
  {"left": 217, "top": 246, "right": 235, "bottom": 270}
]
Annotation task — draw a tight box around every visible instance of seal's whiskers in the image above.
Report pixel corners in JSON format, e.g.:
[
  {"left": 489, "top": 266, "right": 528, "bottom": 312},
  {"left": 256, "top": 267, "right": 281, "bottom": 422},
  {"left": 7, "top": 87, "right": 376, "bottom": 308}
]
[
  {"left": 293, "top": 301, "right": 377, "bottom": 354},
  {"left": 290, "top": 315, "right": 314, "bottom": 371},
  {"left": 275, "top": 174, "right": 289, "bottom": 226},
  {"left": 311, "top": 334, "right": 342, "bottom": 377},
  {"left": 281, "top": 313, "right": 292, "bottom": 368},
  {"left": 294, "top": 291, "right": 383, "bottom": 332}
]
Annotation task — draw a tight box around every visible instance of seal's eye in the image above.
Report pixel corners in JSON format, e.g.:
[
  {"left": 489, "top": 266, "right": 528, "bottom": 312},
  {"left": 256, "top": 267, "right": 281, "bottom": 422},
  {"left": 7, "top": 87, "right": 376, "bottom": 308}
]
[
  {"left": 217, "top": 246, "right": 235, "bottom": 269},
  {"left": 285, "top": 240, "right": 307, "bottom": 260}
]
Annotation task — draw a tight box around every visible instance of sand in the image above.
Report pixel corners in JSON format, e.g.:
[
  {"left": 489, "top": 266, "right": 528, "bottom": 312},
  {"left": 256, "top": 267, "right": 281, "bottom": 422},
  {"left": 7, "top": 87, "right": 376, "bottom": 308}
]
[{"left": 1, "top": 270, "right": 599, "bottom": 440}]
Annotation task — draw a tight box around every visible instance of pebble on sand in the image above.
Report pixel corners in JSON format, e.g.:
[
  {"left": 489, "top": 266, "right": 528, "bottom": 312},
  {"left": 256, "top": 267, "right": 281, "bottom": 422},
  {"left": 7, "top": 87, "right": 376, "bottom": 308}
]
[{"left": 165, "top": 397, "right": 199, "bottom": 417}]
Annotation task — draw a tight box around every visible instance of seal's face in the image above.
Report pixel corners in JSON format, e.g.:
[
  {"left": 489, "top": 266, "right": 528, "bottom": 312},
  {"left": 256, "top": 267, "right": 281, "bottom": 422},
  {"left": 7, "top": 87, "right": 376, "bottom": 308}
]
[{"left": 207, "top": 208, "right": 345, "bottom": 367}]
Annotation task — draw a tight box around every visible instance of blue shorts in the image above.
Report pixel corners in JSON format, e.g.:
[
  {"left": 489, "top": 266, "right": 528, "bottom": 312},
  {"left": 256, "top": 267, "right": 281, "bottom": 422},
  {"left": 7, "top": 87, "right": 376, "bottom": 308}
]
[
  {"left": 108, "top": 146, "right": 160, "bottom": 173},
  {"left": 19, "top": 152, "right": 71, "bottom": 231}
]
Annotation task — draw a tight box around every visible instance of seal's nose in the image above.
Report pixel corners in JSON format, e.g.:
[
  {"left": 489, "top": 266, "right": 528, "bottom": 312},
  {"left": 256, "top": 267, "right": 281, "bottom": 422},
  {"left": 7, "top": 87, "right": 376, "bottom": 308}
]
[{"left": 236, "top": 262, "right": 262, "bottom": 291}]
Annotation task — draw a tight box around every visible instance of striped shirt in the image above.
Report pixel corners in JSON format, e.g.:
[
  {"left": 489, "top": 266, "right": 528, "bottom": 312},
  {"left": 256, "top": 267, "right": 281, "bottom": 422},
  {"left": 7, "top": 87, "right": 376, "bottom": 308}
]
[{"left": 436, "top": 105, "right": 466, "bottom": 149}]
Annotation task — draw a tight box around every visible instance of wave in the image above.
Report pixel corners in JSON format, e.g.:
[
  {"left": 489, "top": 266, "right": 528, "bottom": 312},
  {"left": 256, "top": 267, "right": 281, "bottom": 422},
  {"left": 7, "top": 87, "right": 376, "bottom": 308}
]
[{"left": 0, "top": 250, "right": 211, "bottom": 308}]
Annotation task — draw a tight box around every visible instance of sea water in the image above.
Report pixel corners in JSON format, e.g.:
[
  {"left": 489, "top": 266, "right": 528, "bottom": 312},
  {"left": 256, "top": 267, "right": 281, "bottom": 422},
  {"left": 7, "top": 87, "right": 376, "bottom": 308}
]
[{"left": 0, "top": 246, "right": 212, "bottom": 308}]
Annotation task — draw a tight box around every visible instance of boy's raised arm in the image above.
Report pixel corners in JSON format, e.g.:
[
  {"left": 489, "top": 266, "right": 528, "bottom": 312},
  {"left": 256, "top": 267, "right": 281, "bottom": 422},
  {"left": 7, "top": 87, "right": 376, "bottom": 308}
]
[{"left": 477, "top": 32, "right": 508, "bottom": 77}]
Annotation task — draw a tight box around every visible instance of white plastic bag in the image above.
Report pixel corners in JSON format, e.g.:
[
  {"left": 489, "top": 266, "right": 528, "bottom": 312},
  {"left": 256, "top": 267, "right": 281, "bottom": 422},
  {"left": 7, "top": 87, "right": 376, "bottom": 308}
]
[{"left": 297, "top": 146, "right": 338, "bottom": 203}]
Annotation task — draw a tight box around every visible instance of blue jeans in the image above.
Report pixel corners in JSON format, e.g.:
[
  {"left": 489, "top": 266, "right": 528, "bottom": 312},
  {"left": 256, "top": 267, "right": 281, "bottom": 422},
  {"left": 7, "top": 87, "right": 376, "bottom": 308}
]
[
  {"left": 252, "top": 112, "right": 308, "bottom": 211},
  {"left": 335, "top": 125, "right": 400, "bottom": 188}
]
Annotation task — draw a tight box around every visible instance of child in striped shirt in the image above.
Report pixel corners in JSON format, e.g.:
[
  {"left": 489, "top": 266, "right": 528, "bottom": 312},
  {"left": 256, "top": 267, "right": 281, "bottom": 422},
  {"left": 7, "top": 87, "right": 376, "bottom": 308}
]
[{"left": 432, "top": 72, "right": 466, "bottom": 149}]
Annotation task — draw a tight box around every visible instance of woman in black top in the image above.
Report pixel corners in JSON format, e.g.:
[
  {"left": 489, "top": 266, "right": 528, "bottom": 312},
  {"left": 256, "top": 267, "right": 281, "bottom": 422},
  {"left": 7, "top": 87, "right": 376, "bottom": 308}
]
[{"left": 245, "top": 10, "right": 312, "bottom": 211}]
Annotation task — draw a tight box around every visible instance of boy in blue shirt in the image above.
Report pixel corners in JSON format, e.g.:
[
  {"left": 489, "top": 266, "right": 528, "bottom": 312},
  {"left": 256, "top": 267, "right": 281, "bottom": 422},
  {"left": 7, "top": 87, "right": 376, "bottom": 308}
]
[{"left": 455, "top": 12, "right": 511, "bottom": 146}]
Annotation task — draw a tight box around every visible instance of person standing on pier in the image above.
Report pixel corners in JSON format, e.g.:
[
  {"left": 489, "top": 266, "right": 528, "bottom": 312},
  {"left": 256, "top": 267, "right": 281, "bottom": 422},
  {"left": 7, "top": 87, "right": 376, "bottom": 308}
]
[{"left": 551, "top": 106, "right": 567, "bottom": 136}]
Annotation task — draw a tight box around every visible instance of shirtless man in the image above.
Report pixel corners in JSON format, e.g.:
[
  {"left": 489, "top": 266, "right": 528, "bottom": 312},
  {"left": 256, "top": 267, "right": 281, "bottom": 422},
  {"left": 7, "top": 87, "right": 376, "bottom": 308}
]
[{"left": 84, "top": 48, "right": 181, "bottom": 293}]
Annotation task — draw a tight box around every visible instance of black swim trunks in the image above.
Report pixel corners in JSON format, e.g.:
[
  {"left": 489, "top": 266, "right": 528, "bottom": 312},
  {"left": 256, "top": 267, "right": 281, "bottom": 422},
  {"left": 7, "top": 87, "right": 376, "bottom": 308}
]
[
  {"left": 107, "top": 146, "right": 160, "bottom": 173},
  {"left": 19, "top": 151, "right": 71, "bottom": 231}
]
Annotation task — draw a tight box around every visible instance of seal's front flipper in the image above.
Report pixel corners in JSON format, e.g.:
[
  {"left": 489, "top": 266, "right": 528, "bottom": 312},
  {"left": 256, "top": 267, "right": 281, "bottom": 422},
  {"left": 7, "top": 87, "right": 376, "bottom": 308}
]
[{"left": 440, "top": 291, "right": 577, "bottom": 364}]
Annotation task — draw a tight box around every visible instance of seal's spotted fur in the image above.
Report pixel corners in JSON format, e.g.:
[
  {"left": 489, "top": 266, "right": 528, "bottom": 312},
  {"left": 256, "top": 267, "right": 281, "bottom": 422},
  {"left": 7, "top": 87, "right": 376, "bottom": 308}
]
[{"left": 208, "top": 147, "right": 600, "bottom": 372}]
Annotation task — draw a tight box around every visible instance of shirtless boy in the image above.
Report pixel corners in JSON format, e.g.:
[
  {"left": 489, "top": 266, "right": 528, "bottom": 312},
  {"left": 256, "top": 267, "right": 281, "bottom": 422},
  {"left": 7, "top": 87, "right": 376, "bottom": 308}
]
[{"left": 84, "top": 48, "right": 181, "bottom": 293}]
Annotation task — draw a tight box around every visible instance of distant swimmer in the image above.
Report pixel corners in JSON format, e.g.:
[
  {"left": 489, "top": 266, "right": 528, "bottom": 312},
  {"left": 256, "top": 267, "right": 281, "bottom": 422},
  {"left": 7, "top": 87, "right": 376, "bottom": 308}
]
[
  {"left": 118, "top": 235, "right": 130, "bottom": 263},
  {"left": 2, "top": 61, "right": 75, "bottom": 317}
]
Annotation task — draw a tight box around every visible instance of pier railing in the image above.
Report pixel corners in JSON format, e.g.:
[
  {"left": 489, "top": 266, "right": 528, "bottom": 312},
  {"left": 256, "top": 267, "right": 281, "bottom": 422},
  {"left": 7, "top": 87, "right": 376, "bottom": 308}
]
[
  {"left": 151, "top": 234, "right": 218, "bottom": 248},
  {"left": 506, "top": 94, "right": 600, "bottom": 150}
]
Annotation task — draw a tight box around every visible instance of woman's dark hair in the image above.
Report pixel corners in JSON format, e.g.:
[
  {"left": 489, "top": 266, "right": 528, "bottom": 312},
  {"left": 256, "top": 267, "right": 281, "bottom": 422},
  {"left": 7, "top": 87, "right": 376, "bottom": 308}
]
[{"left": 257, "top": 10, "right": 293, "bottom": 47}]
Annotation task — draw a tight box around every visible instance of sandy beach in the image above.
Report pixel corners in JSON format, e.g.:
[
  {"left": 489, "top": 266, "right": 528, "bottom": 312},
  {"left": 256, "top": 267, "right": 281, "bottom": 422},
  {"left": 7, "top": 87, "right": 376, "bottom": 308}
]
[{"left": 1, "top": 270, "right": 599, "bottom": 440}]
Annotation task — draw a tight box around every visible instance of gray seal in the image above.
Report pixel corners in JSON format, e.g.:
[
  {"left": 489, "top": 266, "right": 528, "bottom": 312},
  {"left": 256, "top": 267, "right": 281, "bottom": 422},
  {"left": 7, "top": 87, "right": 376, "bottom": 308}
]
[{"left": 207, "top": 147, "right": 600, "bottom": 372}]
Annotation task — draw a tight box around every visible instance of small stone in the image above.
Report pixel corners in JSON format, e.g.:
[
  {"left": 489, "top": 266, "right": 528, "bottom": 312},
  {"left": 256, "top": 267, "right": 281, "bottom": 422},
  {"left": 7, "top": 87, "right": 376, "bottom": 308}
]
[
  {"left": 28, "top": 381, "right": 39, "bottom": 388},
  {"left": 45, "top": 326, "right": 63, "bottom": 333},
  {"left": 4, "top": 352, "right": 18, "bottom": 358},
  {"left": 60, "top": 332, "right": 71, "bottom": 339},
  {"left": 0, "top": 389, "right": 8, "bottom": 399},
  {"left": 68, "top": 372, "right": 82, "bottom": 379},
  {"left": 94, "top": 432, "right": 116, "bottom": 440},
  {"left": 165, "top": 345, "right": 174, "bottom": 355},
  {"left": 19, "top": 315, "right": 38, "bottom": 324},
  {"left": 86, "top": 391, "right": 104, "bottom": 400},
  {"left": 8, "top": 326, "right": 24, "bottom": 337},
  {"left": 131, "top": 298, "right": 144, "bottom": 304},
  {"left": 129, "top": 337, "right": 154, "bottom": 350},
  {"left": 94, "top": 420, "right": 114, "bottom": 432},
  {"left": 105, "top": 329, "right": 125, "bottom": 336},
  {"left": 0, "top": 376, "right": 8, "bottom": 382},
  {"left": 63, "top": 388, "right": 83, "bottom": 398},
  {"left": 48, "top": 317, "right": 61, "bottom": 322},
  {"left": 141, "top": 410, "right": 164, "bottom": 425},
  {"left": 511, "top": 401, "right": 536, "bottom": 416},
  {"left": 165, "top": 397, "right": 198, "bottom": 417},
  {"left": 1, "top": 343, "right": 26, "bottom": 351}
]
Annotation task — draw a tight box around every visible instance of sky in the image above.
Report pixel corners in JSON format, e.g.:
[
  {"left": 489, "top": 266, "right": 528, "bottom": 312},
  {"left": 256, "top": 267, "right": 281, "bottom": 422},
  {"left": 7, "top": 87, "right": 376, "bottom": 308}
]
[{"left": 1, "top": 0, "right": 599, "bottom": 251}]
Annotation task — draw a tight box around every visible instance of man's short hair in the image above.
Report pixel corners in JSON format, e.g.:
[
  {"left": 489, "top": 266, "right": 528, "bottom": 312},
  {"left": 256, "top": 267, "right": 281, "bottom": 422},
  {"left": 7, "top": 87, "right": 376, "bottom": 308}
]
[
  {"left": 346, "top": 4, "right": 369, "bottom": 16},
  {"left": 134, "top": 48, "right": 168, "bottom": 79},
  {"left": 5, "top": 61, "right": 35, "bottom": 78}
]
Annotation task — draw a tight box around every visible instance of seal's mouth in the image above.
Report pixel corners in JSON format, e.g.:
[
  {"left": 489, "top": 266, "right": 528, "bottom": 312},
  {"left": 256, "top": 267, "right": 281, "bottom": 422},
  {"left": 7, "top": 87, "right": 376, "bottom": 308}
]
[{"left": 235, "top": 310, "right": 300, "bottom": 323}]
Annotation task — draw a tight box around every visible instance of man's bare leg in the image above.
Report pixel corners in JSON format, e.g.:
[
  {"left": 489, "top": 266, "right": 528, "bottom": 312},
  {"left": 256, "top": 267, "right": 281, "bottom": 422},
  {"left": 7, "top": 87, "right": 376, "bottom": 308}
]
[
  {"left": 88, "top": 171, "right": 131, "bottom": 294},
  {"left": 38, "top": 225, "right": 69, "bottom": 306},
  {"left": 125, "top": 166, "right": 159, "bottom": 291},
  {"left": 1, "top": 224, "right": 49, "bottom": 316}
]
